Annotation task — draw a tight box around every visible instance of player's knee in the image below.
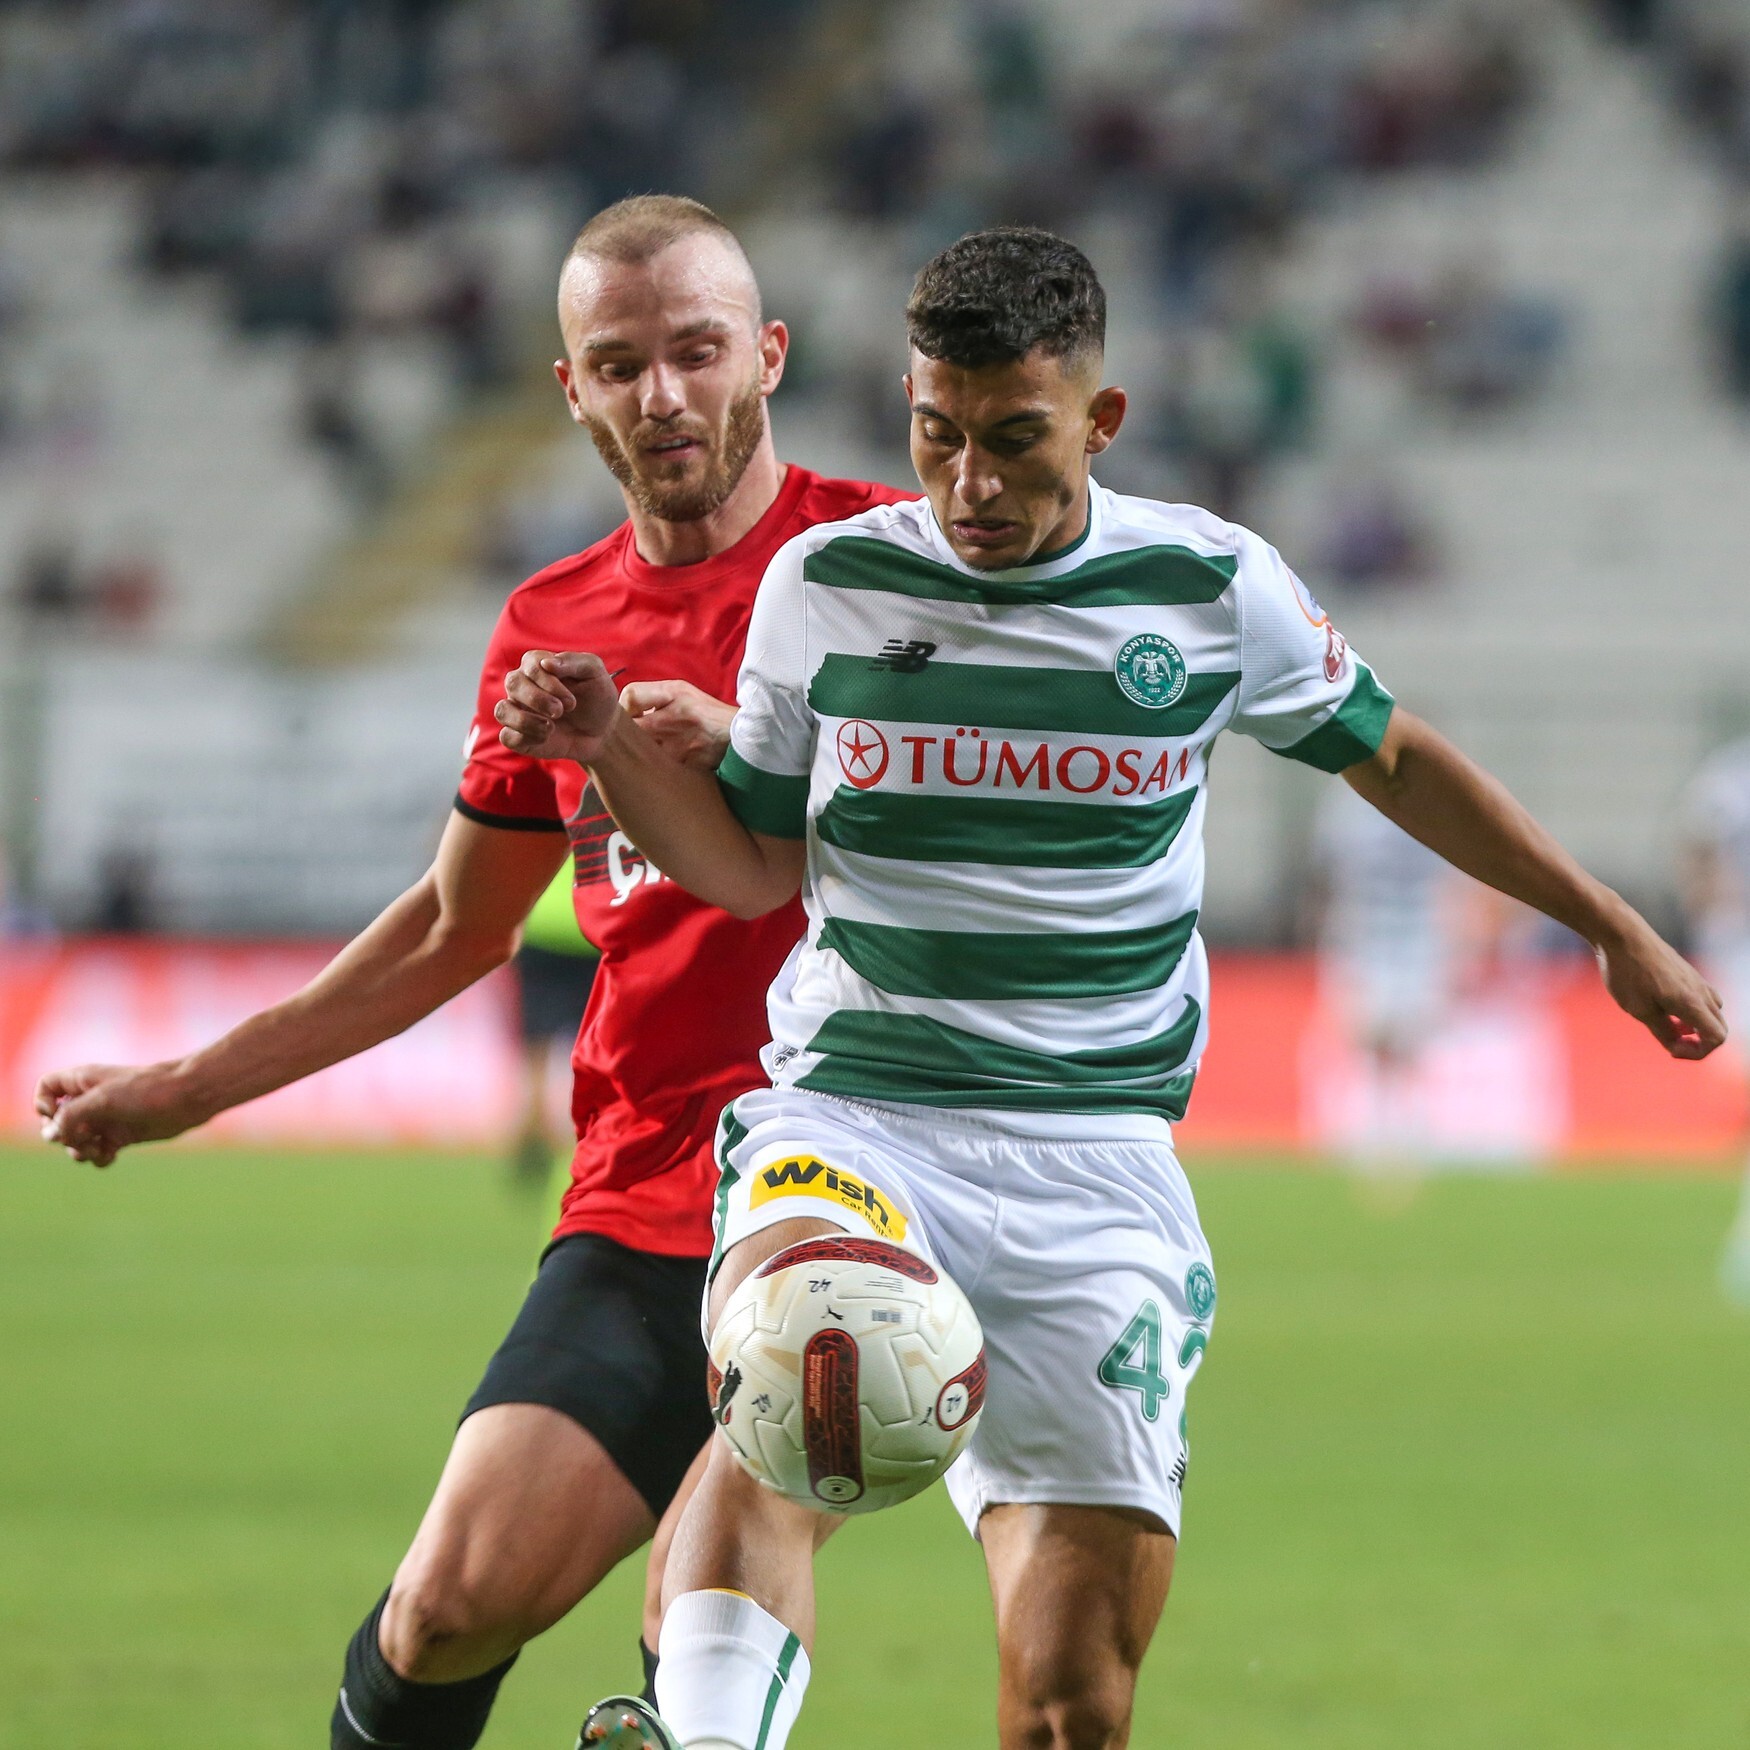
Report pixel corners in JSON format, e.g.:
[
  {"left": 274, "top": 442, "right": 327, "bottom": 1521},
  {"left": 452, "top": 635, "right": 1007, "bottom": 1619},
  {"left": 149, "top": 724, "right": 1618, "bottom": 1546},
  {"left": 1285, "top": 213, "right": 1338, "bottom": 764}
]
[
  {"left": 1004, "top": 1651, "right": 1135, "bottom": 1750},
  {"left": 1010, "top": 1684, "right": 1133, "bottom": 1750},
  {"left": 381, "top": 1564, "right": 531, "bottom": 1682}
]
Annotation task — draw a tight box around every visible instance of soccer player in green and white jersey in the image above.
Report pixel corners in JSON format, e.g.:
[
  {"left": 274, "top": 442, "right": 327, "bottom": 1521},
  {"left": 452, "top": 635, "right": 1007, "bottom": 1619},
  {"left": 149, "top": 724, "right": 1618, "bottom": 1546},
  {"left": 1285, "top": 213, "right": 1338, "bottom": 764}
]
[{"left": 497, "top": 229, "right": 1726, "bottom": 1750}]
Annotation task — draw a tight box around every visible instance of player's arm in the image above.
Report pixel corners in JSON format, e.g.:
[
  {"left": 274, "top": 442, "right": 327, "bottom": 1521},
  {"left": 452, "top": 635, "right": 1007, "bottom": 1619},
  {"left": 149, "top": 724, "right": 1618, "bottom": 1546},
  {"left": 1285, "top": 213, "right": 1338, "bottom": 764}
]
[
  {"left": 497, "top": 651, "right": 802, "bottom": 919},
  {"left": 36, "top": 813, "right": 567, "bottom": 1166},
  {"left": 1343, "top": 707, "right": 1726, "bottom": 1059}
]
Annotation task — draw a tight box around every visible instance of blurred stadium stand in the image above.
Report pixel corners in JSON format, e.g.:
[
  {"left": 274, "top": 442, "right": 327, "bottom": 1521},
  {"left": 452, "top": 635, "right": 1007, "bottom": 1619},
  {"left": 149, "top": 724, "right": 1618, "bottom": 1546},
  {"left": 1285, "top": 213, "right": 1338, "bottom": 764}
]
[{"left": 1, "top": 0, "right": 1747, "bottom": 946}]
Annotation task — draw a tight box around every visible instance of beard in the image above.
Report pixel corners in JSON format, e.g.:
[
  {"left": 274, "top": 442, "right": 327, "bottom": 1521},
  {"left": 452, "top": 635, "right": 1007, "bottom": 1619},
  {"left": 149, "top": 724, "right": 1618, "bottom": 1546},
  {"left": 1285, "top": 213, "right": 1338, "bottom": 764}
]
[{"left": 585, "top": 376, "right": 767, "bottom": 523}]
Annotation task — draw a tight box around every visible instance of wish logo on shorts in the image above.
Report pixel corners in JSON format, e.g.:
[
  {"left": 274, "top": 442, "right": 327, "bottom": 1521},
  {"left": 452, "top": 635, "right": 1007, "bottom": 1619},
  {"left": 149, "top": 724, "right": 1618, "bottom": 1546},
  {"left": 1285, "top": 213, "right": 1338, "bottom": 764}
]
[{"left": 748, "top": 1155, "right": 908, "bottom": 1242}]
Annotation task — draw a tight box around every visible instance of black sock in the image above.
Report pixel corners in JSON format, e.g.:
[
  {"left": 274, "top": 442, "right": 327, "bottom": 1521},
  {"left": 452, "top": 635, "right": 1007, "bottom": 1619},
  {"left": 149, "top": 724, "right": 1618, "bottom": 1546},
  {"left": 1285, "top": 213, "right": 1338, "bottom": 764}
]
[
  {"left": 331, "top": 1591, "right": 518, "bottom": 1750},
  {"left": 639, "top": 1637, "right": 660, "bottom": 1704}
]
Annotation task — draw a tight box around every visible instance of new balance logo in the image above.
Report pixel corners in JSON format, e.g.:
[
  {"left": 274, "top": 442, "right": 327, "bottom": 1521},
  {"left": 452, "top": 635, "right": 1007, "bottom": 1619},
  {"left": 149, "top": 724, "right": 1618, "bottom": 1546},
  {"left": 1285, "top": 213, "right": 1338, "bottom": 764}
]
[{"left": 870, "top": 639, "right": 936, "bottom": 673}]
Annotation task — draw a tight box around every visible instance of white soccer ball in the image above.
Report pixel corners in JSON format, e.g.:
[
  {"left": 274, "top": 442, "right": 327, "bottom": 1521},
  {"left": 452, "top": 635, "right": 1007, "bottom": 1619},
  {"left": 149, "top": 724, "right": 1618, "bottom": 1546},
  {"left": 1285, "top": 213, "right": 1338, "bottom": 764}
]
[{"left": 707, "top": 1236, "right": 986, "bottom": 1514}]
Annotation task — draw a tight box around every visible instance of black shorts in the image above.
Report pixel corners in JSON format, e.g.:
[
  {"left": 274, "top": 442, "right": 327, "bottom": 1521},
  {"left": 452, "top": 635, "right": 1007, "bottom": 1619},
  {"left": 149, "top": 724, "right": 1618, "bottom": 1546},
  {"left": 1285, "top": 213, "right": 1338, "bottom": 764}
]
[
  {"left": 463, "top": 1232, "right": 713, "bottom": 1517},
  {"left": 514, "top": 945, "right": 597, "bottom": 1045}
]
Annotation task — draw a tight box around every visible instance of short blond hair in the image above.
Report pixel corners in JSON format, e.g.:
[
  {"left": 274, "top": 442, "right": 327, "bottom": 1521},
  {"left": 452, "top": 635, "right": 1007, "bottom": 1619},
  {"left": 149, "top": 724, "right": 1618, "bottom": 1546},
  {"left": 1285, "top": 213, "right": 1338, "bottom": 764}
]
[
  {"left": 561, "top": 195, "right": 760, "bottom": 324},
  {"left": 565, "top": 194, "right": 739, "bottom": 267}
]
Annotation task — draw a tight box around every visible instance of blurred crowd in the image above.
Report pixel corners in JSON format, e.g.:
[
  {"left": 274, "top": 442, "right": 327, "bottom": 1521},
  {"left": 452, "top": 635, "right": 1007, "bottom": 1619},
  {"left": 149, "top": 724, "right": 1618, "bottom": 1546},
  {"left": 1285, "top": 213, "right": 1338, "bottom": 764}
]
[
  {"left": 0, "top": 0, "right": 815, "bottom": 504},
  {"left": 769, "top": 0, "right": 1543, "bottom": 560},
  {"left": 1586, "top": 0, "right": 1750, "bottom": 408}
]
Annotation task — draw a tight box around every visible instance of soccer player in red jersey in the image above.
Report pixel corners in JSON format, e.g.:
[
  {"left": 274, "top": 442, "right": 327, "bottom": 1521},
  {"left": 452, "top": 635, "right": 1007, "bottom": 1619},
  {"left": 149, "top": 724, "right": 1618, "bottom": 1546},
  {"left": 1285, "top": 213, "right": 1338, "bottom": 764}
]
[{"left": 34, "top": 195, "right": 908, "bottom": 1750}]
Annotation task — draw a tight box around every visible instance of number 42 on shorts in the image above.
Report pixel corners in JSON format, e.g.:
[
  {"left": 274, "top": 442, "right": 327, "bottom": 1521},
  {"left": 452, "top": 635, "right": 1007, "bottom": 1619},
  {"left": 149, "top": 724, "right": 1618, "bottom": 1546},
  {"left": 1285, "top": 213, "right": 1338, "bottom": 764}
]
[{"left": 1098, "top": 1283, "right": 1213, "bottom": 1423}]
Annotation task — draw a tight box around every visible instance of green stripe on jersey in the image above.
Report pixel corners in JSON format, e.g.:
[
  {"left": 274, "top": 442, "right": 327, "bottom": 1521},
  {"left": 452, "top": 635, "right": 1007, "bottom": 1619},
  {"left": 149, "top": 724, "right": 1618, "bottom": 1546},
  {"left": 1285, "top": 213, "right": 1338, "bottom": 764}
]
[
  {"left": 719, "top": 747, "right": 809, "bottom": 838},
  {"left": 806, "top": 535, "right": 1237, "bottom": 608},
  {"left": 818, "top": 909, "right": 1197, "bottom": 1001},
  {"left": 1276, "top": 666, "right": 1396, "bottom": 773},
  {"left": 817, "top": 785, "right": 1197, "bottom": 870},
  {"left": 809, "top": 656, "right": 1238, "bottom": 738},
  {"left": 795, "top": 999, "right": 1202, "bottom": 1118}
]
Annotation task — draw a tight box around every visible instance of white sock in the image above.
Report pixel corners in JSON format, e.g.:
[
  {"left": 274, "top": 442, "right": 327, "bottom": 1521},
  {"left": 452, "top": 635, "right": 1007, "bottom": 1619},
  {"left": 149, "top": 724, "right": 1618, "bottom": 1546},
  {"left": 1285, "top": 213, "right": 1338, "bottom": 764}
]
[{"left": 656, "top": 1589, "right": 810, "bottom": 1750}]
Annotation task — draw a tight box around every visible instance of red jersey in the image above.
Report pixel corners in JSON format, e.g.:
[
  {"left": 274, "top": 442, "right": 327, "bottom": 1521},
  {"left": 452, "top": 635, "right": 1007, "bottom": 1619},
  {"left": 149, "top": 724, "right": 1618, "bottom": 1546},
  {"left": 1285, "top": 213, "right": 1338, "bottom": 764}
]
[{"left": 458, "top": 465, "right": 912, "bottom": 1256}]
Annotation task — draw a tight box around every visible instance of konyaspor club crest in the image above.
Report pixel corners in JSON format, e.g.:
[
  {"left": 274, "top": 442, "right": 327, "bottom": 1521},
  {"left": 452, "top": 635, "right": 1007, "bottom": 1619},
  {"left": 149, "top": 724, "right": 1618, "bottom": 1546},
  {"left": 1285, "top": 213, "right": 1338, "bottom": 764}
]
[{"left": 1114, "top": 633, "right": 1188, "bottom": 710}]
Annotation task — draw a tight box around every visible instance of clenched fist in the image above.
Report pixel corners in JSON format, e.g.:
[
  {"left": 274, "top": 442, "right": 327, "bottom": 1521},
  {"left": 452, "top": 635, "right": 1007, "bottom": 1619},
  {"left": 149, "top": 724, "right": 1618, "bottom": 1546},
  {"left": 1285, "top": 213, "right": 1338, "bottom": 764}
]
[
  {"left": 36, "top": 1061, "right": 212, "bottom": 1168},
  {"left": 496, "top": 651, "right": 624, "bottom": 764}
]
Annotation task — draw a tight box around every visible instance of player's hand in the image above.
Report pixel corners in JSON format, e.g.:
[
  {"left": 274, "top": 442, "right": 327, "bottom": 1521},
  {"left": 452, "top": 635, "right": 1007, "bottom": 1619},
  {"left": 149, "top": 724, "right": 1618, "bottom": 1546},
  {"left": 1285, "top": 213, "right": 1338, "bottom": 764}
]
[
  {"left": 496, "top": 651, "right": 623, "bottom": 764},
  {"left": 1597, "top": 925, "right": 1728, "bottom": 1060},
  {"left": 621, "top": 679, "right": 736, "bottom": 771},
  {"left": 34, "top": 1061, "right": 210, "bottom": 1168}
]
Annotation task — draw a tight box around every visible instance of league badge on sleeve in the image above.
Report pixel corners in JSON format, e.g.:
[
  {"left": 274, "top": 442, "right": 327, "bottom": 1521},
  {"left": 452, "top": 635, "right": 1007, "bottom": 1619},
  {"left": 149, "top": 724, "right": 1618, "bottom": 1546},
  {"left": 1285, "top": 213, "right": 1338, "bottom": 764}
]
[{"left": 1323, "top": 622, "right": 1348, "bottom": 683}]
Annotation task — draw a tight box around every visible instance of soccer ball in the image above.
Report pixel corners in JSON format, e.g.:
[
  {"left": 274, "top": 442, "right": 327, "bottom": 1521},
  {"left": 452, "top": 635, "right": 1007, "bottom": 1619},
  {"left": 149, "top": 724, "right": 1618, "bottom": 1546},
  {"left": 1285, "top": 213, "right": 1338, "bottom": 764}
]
[{"left": 707, "top": 1236, "right": 985, "bottom": 1514}]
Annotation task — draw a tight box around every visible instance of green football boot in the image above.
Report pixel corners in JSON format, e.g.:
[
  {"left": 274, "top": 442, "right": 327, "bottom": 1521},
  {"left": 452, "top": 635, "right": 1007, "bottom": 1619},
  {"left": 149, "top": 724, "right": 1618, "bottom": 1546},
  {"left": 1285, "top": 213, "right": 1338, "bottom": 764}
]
[{"left": 576, "top": 1693, "right": 682, "bottom": 1750}]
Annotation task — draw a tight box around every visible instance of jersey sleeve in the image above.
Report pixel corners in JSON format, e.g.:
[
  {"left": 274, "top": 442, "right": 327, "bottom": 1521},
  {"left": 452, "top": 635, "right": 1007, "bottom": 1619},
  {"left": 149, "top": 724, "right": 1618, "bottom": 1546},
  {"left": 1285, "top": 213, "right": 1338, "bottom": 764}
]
[
  {"left": 1227, "top": 532, "right": 1396, "bottom": 773},
  {"left": 454, "top": 592, "right": 565, "bottom": 830},
  {"left": 717, "top": 535, "right": 814, "bottom": 840}
]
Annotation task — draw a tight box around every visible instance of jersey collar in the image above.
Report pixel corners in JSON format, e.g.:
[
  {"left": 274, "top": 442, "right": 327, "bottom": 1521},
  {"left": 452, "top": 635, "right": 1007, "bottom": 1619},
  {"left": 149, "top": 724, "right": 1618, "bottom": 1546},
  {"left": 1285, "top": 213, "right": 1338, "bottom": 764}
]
[{"left": 922, "top": 478, "right": 1106, "bottom": 584}]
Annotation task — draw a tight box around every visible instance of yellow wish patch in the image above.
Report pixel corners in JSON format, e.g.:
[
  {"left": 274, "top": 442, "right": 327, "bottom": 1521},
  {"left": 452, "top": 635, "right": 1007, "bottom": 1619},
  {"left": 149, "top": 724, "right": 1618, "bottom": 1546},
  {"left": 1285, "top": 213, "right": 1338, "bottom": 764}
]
[{"left": 747, "top": 1155, "right": 908, "bottom": 1242}]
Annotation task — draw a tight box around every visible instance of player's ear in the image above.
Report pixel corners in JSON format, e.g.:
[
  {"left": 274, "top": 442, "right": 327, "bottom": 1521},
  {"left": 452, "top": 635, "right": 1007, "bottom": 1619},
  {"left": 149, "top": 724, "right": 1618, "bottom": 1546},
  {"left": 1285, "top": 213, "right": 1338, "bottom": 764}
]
[
  {"left": 902, "top": 373, "right": 915, "bottom": 406},
  {"left": 1087, "top": 385, "right": 1126, "bottom": 455},
  {"left": 758, "top": 320, "right": 788, "bottom": 393},
  {"left": 554, "top": 358, "right": 586, "bottom": 425}
]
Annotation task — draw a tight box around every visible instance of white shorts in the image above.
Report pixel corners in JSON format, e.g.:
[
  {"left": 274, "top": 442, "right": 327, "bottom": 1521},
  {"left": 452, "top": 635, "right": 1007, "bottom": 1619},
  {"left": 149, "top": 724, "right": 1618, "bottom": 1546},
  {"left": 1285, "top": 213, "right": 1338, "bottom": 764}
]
[{"left": 710, "top": 1087, "right": 1216, "bottom": 1539}]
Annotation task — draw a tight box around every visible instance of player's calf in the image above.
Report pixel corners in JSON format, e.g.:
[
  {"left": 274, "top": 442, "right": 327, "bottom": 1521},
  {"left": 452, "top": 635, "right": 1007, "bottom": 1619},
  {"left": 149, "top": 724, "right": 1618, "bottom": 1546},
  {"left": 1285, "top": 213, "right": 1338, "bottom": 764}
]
[{"left": 986, "top": 1503, "right": 1176, "bottom": 1750}]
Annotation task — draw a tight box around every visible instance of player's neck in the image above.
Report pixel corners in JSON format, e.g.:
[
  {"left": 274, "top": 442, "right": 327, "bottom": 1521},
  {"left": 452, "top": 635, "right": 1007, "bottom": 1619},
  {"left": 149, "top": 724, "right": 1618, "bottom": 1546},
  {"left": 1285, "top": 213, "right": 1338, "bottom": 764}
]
[
  {"left": 623, "top": 440, "right": 788, "bottom": 570},
  {"left": 1034, "top": 479, "right": 1092, "bottom": 562}
]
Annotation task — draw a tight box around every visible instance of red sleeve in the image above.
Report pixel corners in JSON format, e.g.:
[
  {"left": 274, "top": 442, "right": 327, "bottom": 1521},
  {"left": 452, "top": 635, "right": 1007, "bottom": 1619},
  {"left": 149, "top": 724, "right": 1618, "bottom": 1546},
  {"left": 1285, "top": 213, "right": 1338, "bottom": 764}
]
[
  {"left": 866, "top": 481, "right": 921, "bottom": 508},
  {"left": 454, "top": 587, "right": 564, "bottom": 830}
]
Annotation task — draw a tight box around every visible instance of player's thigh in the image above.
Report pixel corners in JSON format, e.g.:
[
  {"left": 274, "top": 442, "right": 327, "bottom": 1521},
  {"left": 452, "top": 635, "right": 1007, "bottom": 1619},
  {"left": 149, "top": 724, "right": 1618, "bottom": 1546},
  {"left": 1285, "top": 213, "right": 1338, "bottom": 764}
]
[
  {"left": 388, "top": 1232, "right": 713, "bottom": 1656},
  {"left": 466, "top": 1231, "right": 717, "bottom": 1524},
  {"left": 390, "top": 1401, "right": 655, "bottom": 1650},
  {"left": 708, "top": 1216, "right": 845, "bottom": 1327},
  {"left": 708, "top": 1088, "right": 939, "bottom": 1331},
  {"left": 982, "top": 1502, "right": 1176, "bottom": 1749}
]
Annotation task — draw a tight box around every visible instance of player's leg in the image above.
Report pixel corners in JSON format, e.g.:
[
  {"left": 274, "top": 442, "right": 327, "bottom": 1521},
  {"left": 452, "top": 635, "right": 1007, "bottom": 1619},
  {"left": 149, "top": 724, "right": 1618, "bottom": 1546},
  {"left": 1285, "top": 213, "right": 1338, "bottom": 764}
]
[
  {"left": 641, "top": 1442, "right": 714, "bottom": 1691},
  {"left": 336, "top": 1404, "right": 654, "bottom": 1749},
  {"left": 645, "top": 1216, "right": 839, "bottom": 1750},
  {"left": 610, "top": 1092, "right": 945, "bottom": 1750},
  {"left": 333, "top": 1234, "right": 712, "bottom": 1750},
  {"left": 983, "top": 1503, "right": 1176, "bottom": 1749},
  {"left": 635, "top": 1442, "right": 845, "bottom": 1701},
  {"left": 381, "top": 1404, "right": 653, "bottom": 1680},
  {"left": 935, "top": 1126, "right": 1212, "bottom": 1750}
]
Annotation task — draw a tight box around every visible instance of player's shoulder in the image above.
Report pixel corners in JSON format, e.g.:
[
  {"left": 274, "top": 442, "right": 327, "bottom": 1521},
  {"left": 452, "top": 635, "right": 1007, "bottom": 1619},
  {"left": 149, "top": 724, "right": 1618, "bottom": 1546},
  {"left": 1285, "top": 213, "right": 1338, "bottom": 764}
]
[
  {"left": 771, "top": 482, "right": 934, "bottom": 575},
  {"left": 1096, "top": 484, "right": 1297, "bottom": 620},
  {"left": 495, "top": 528, "right": 628, "bottom": 623},
  {"left": 1097, "top": 484, "right": 1254, "bottom": 567},
  {"left": 789, "top": 466, "right": 917, "bottom": 527}
]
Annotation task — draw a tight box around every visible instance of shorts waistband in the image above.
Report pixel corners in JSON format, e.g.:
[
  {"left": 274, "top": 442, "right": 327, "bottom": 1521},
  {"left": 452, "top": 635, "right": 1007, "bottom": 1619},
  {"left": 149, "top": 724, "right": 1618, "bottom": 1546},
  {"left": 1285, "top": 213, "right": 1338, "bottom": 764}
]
[{"left": 780, "top": 1087, "right": 1178, "bottom": 1150}]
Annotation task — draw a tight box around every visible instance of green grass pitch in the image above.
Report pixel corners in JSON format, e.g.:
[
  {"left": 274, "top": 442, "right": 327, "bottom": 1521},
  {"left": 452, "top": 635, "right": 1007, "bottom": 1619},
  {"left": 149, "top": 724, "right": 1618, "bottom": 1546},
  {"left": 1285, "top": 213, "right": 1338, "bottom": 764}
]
[{"left": 2, "top": 1143, "right": 1747, "bottom": 1748}]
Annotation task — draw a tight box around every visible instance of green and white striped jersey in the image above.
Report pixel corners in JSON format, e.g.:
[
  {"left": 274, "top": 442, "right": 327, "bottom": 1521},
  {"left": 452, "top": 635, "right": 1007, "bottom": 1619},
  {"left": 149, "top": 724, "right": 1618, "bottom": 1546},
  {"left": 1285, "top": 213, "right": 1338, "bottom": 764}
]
[{"left": 717, "top": 481, "right": 1394, "bottom": 1130}]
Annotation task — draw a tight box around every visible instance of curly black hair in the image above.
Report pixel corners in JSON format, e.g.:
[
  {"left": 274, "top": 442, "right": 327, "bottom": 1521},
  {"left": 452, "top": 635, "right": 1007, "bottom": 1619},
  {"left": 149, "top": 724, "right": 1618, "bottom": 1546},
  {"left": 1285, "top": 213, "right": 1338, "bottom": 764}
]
[{"left": 906, "top": 227, "right": 1105, "bottom": 369}]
